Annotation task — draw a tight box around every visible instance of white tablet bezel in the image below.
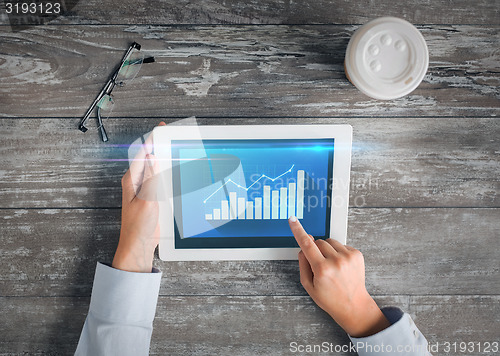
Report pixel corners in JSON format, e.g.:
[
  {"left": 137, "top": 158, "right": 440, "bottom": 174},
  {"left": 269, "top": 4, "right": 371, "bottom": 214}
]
[{"left": 154, "top": 124, "right": 352, "bottom": 261}]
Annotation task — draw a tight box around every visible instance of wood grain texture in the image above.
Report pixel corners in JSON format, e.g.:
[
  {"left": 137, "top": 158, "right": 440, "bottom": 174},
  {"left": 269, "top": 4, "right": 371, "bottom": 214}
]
[
  {"left": 2, "top": 0, "right": 499, "bottom": 26},
  {"left": 0, "top": 295, "right": 394, "bottom": 355},
  {"left": 410, "top": 295, "right": 500, "bottom": 350},
  {"left": 0, "top": 25, "right": 499, "bottom": 118},
  {"left": 1, "top": 208, "right": 498, "bottom": 297},
  {"left": 1, "top": 2, "right": 499, "bottom": 354},
  {"left": 154, "top": 295, "right": 500, "bottom": 356},
  {"left": 0, "top": 117, "right": 498, "bottom": 209},
  {"left": 1, "top": 295, "right": 498, "bottom": 355}
]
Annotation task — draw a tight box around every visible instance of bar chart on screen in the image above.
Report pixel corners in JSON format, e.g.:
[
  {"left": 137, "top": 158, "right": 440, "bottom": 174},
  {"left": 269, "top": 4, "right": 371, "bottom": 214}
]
[{"left": 203, "top": 165, "right": 306, "bottom": 221}]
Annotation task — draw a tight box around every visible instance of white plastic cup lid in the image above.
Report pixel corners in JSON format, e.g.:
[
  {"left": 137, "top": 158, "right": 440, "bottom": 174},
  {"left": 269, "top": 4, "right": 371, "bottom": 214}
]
[{"left": 345, "top": 17, "right": 429, "bottom": 100}]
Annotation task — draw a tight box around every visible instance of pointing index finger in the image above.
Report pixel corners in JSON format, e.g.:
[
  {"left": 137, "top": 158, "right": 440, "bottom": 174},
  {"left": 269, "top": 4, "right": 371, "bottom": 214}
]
[
  {"left": 288, "top": 216, "right": 324, "bottom": 266},
  {"left": 124, "top": 122, "right": 167, "bottom": 202}
]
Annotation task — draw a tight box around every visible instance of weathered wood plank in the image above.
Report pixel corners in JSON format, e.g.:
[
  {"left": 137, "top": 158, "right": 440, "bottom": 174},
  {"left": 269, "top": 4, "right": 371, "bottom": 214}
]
[
  {"left": 0, "top": 25, "right": 498, "bottom": 118},
  {"left": 0, "top": 296, "right": 89, "bottom": 355},
  {"left": 0, "top": 118, "right": 498, "bottom": 209},
  {"left": 1, "top": 2, "right": 498, "bottom": 355},
  {"left": 0, "top": 11, "right": 8, "bottom": 26},
  {"left": 151, "top": 295, "right": 498, "bottom": 356},
  {"left": 1, "top": 208, "right": 498, "bottom": 297},
  {"left": 2, "top": 0, "right": 499, "bottom": 27},
  {"left": 0, "top": 295, "right": 396, "bottom": 355},
  {"left": 150, "top": 295, "right": 360, "bottom": 356},
  {"left": 410, "top": 295, "right": 500, "bottom": 353},
  {"left": 1, "top": 295, "right": 498, "bottom": 355}
]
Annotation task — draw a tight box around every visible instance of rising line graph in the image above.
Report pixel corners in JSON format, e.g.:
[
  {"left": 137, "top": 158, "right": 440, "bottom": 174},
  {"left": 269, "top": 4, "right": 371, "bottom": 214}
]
[{"left": 203, "top": 164, "right": 295, "bottom": 204}]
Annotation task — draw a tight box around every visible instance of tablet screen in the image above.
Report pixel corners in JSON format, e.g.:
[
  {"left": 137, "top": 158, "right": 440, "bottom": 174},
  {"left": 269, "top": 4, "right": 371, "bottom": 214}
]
[{"left": 171, "top": 139, "right": 334, "bottom": 249}]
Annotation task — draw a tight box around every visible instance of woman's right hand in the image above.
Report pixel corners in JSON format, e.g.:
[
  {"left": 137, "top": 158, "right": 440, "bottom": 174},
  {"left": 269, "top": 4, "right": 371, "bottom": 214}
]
[{"left": 288, "top": 216, "right": 390, "bottom": 338}]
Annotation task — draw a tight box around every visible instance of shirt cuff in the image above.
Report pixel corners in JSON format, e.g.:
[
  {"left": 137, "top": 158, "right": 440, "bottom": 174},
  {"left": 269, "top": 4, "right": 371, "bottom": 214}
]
[
  {"left": 89, "top": 262, "right": 162, "bottom": 326},
  {"left": 349, "top": 307, "right": 429, "bottom": 355}
]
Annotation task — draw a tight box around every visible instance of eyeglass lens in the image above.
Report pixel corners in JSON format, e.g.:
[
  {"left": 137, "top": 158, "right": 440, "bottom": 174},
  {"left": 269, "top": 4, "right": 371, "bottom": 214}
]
[
  {"left": 92, "top": 49, "right": 144, "bottom": 136},
  {"left": 116, "top": 49, "right": 144, "bottom": 84},
  {"left": 79, "top": 42, "right": 152, "bottom": 141},
  {"left": 97, "top": 94, "right": 115, "bottom": 119}
]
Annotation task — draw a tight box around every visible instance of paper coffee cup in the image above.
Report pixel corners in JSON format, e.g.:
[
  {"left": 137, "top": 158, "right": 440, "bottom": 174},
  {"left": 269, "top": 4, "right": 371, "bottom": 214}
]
[{"left": 345, "top": 17, "right": 429, "bottom": 100}]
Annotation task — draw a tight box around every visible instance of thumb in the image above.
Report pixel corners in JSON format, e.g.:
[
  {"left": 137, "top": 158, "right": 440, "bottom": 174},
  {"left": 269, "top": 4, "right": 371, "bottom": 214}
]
[{"left": 136, "top": 154, "right": 158, "bottom": 202}]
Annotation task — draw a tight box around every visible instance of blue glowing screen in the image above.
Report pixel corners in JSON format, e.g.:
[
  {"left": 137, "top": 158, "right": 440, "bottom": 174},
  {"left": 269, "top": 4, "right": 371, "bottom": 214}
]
[{"left": 171, "top": 139, "right": 334, "bottom": 249}]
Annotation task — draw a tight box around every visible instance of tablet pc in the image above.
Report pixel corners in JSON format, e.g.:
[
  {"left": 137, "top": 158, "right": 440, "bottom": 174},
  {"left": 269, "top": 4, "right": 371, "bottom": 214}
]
[{"left": 154, "top": 124, "right": 352, "bottom": 261}]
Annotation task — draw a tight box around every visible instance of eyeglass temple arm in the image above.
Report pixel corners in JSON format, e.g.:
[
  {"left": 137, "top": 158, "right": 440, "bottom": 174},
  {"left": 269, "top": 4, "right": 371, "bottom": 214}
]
[
  {"left": 78, "top": 42, "right": 142, "bottom": 132},
  {"left": 96, "top": 106, "right": 109, "bottom": 142},
  {"left": 98, "top": 124, "right": 108, "bottom": 142},
  {"left": 78, "top": 79, "right": 115, "bottom": 132}
]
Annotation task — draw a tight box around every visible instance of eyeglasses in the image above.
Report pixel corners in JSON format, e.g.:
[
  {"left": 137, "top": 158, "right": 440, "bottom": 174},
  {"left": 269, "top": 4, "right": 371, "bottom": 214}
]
[{"left": 78, "top": 42, "right": 154, "bottom": 142}]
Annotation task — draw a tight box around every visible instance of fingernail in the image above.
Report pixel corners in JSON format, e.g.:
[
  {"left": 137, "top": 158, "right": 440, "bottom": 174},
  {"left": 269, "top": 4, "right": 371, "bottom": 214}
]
[
  {"left": 147, "top": 154, "right": 154, "bottom": 167},
  {"left": 289, "top": 215, "right": 297, "bottom": 222}
]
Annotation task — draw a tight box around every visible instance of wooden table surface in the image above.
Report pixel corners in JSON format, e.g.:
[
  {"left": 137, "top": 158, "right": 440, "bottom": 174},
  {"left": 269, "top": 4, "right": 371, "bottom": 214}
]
[{"left": 1, "top": 1, "right": 499, "bottom": 355}]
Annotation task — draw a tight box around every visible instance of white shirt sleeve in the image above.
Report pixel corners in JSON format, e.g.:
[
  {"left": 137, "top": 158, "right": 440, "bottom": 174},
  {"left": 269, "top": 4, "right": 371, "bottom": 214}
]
[
  {"left": 349, "top": 307, "right": 431, "bottom": 356},
  {"left": 75, "top": 262, "right": 162, "bottom": 356}
]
